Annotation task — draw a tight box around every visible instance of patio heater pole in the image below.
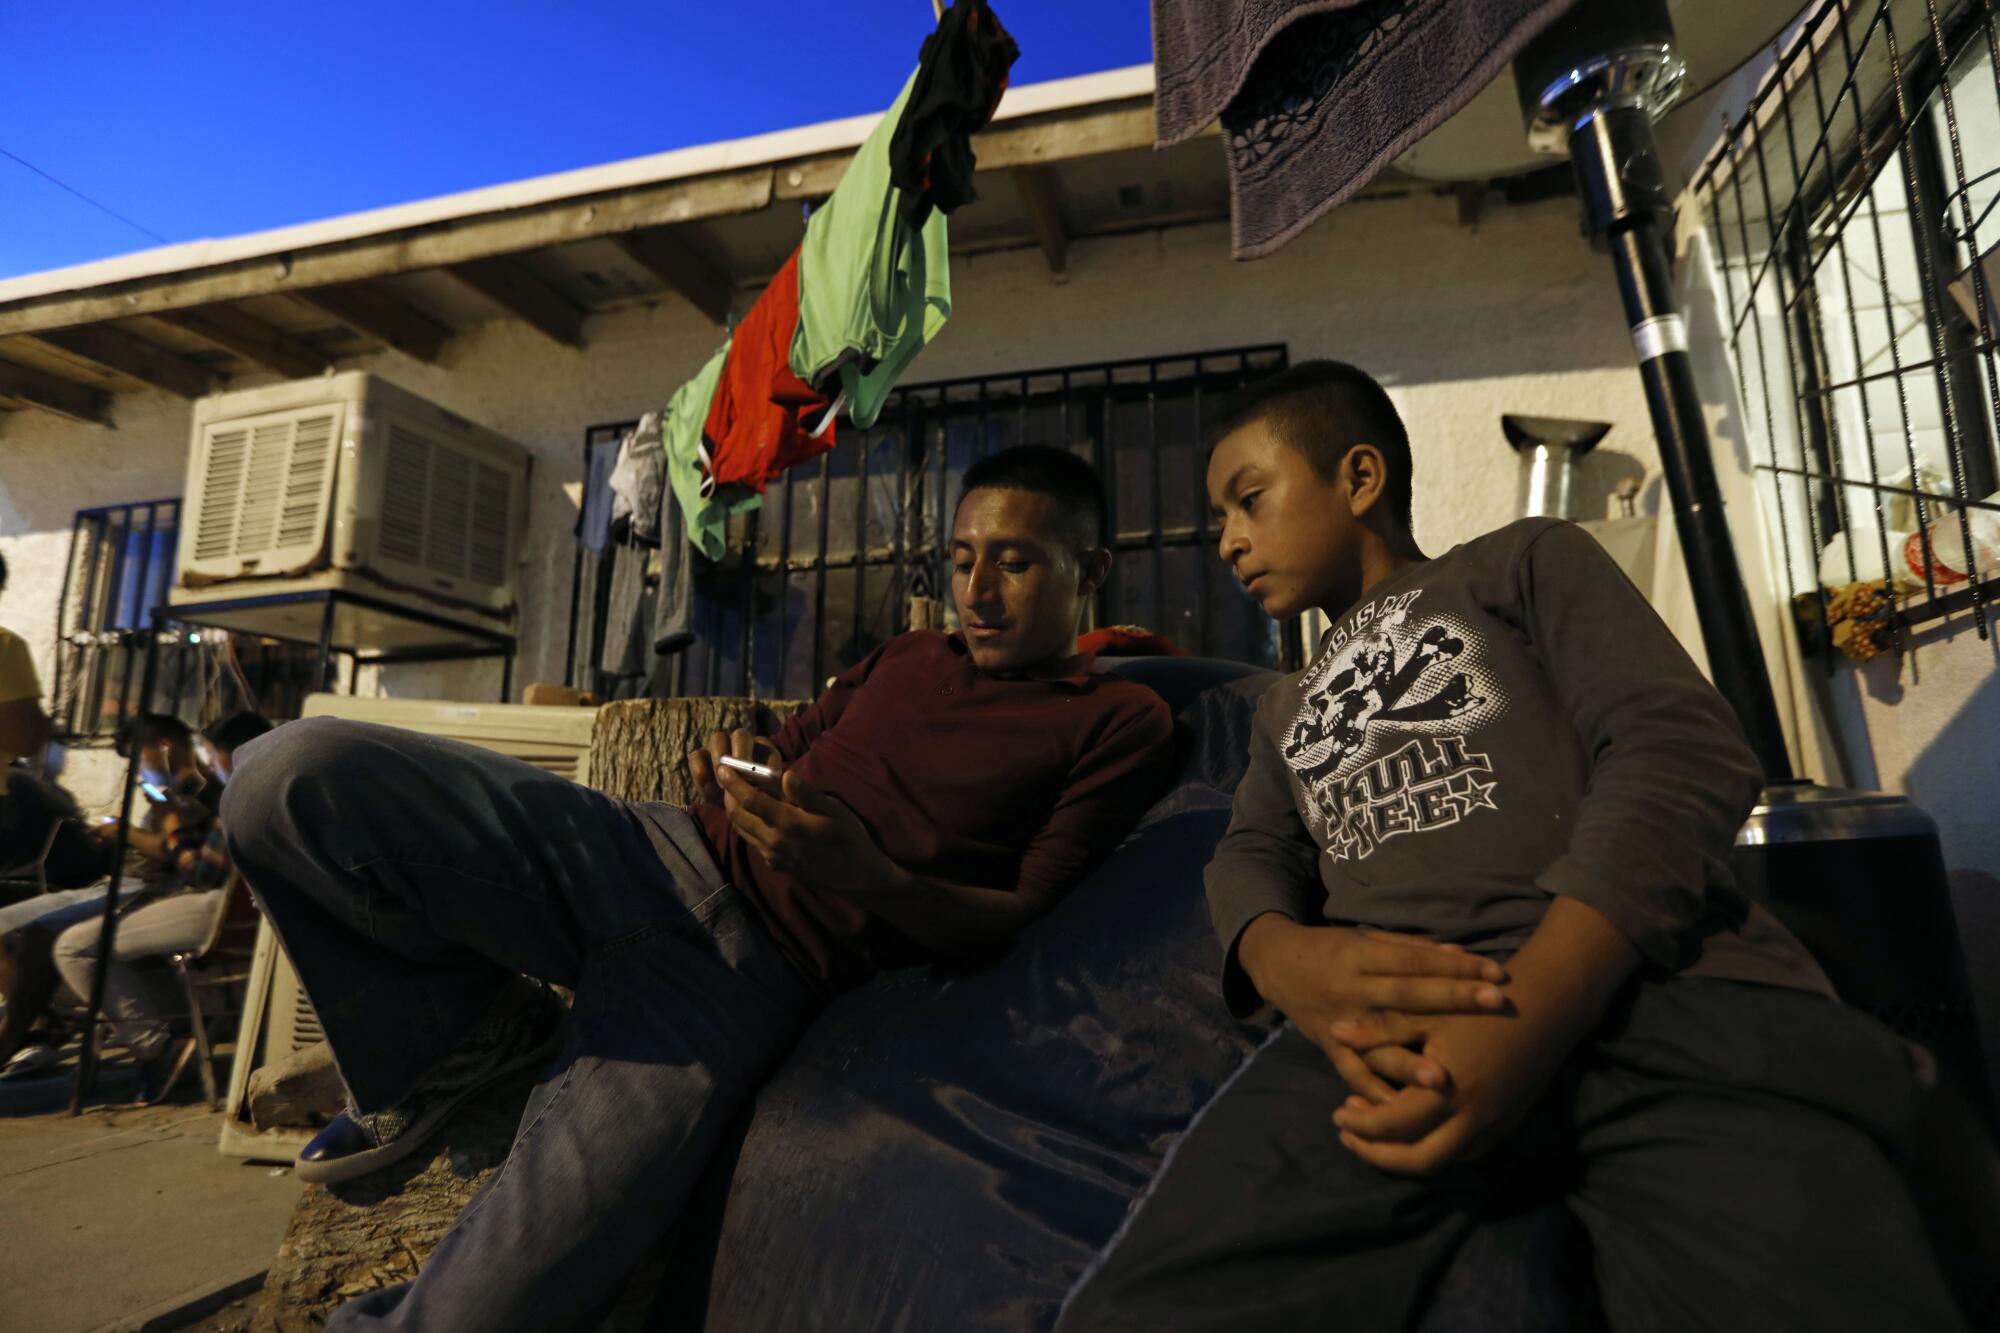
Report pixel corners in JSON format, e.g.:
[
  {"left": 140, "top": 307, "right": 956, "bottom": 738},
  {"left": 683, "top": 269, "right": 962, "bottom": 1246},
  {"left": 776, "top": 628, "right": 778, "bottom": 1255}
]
[{"left": 1516, "top": 0, "right": 1795, "bottom": 781}]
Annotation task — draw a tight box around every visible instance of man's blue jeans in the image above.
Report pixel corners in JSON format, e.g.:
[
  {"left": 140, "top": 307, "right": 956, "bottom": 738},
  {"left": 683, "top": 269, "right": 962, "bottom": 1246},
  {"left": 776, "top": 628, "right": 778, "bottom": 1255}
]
[{"left": 223, "top": 717, "right": 826, "bottom": 1332}]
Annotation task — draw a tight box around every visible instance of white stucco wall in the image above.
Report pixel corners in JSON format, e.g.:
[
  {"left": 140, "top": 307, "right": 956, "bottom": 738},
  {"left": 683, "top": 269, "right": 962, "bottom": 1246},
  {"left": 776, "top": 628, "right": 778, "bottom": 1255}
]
[{"left": 2, "top": 191, "right": 1662, "bottom": 798}]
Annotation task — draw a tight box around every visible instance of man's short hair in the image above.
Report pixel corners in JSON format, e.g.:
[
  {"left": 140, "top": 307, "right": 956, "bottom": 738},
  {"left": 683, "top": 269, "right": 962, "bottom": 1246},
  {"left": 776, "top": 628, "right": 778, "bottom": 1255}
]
[
  {"left": 956, "top": 445, "right": 1109, "bottom": 554},
  {"left": 116, "top": 712, "right": 195, "bottom": 760},
  {"left": 200, "top": 710, "right": 273, "bottom": 755},
  {"left": 1210, "top": 360, "right": 1414, "bottom": 527}
]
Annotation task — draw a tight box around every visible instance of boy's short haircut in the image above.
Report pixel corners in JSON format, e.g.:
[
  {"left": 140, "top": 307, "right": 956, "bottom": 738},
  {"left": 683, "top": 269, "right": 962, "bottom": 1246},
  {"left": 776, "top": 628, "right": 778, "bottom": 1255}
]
[
  {"left": 201, "top": 710, "right": 274, "bottom": 755},
  {"left": 1211, "top": 360, "right": 1414, "bottom": 527},
  {"left": 956, "top": 444, "right": 1110, "bottom": 555},
  {"left": 116, "top": 712, "right": 194, "bottom": 760}
]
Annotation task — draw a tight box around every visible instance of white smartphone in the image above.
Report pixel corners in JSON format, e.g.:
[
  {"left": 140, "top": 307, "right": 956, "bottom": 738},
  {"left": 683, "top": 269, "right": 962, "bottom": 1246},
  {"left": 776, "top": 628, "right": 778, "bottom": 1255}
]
[{"left": 717, "top": 754, "right": 777, "bottom": 781}]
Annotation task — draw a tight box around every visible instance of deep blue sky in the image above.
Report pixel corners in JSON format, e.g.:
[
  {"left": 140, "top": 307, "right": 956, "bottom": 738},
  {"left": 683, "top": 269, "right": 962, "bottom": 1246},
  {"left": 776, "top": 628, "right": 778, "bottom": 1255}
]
[{"left": 0, "top": 2, "right": 1150, "bottom": 281}]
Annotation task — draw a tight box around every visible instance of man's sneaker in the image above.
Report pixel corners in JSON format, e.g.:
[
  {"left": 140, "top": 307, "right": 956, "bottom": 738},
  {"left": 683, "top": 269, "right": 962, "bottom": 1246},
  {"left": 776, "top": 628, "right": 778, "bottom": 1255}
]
[
  {"left": 296, "top": 979, "right": 565, "bottom": 1186},
  {"left": 134, "top": 1036, "right": 200, "bottom": 1106},
  {"left": 0, "top": 1044, "right": 62, "bottom": 1081}
]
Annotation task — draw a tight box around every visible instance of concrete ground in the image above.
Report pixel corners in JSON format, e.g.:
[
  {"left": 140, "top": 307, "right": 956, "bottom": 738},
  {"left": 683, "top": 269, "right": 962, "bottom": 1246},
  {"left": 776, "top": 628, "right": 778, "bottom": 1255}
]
[{"left": 0, "top": 1051, "right": 300, "bottom": 1333}]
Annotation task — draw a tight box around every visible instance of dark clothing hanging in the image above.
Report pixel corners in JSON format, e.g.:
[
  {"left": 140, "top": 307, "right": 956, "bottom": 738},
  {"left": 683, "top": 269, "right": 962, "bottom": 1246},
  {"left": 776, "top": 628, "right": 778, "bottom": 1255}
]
[
  {"left": 576, "top": 436, "right": 619, "bottom": 555},
  {"left": 652, "top": 477, "right": 696, "bottom": 657},
  {"left": 888, "top": 0, "right": 1020, "bottom": 229}
]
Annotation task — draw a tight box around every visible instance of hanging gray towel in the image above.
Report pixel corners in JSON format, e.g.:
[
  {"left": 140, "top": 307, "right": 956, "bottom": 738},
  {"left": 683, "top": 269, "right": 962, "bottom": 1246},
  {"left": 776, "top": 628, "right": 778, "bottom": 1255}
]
[
  {"left": 600, "top": 542, "right": 651, "bottom": 678},
  {"left": 1151, "top": 0, "right": 1572, "bottom": 258},
  {"left": 652, "top": 469, "right": 696, "bottom": 657}
]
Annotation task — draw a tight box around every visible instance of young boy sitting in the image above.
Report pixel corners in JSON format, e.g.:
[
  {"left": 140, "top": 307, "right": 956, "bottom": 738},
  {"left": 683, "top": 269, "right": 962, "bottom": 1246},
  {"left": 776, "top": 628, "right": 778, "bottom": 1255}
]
[{"left": 1057, "top": 361, "right": 1959, "bottom": 1331}]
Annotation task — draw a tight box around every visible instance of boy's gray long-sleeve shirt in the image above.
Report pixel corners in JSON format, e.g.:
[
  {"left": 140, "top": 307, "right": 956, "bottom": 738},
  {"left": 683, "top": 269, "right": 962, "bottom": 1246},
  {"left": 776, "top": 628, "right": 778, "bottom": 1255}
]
[{"left": 1207, "top": 518, "right": 1829, "bottom": 1018}]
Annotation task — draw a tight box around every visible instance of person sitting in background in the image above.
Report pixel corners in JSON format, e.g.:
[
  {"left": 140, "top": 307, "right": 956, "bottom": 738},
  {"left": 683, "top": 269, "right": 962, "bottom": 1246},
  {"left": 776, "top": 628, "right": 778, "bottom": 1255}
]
[
  {"left": 0, "top": 712, "right": 227, "bottom": 1081},
  {"left": 0, "top": 553, "right": 55, "bottom": 771},
  {"left": 0, "top": 887, "right": 117, "bottom": 1080},
  {"left": 1, "top": 768, "right": 118, "bottom": 898},
  {"left": 46, "top": 710, "right": 271, "bottom": 1103},
  {"left": 0, "top": 549, "right": 72, "bottom": 892}
]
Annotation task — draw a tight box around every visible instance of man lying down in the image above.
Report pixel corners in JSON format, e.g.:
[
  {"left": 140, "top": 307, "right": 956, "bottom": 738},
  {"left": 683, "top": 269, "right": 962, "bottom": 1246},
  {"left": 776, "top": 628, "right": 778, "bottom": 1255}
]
[{"left": 222, "top": 444, "right": 1175, "bottom": 1332}]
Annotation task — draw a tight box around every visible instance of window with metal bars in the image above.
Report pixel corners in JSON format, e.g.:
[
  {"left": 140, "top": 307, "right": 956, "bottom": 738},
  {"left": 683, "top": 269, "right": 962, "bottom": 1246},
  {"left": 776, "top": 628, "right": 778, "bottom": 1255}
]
[
  {"left": 51, "top": 498, "right": 326, "bottom": 740},
  {"left": 1702, "top": 0, "right": 2000, "bottom": 650},
  {"left": 568, "top": 346, "right": 1300, "bottom": 699}
]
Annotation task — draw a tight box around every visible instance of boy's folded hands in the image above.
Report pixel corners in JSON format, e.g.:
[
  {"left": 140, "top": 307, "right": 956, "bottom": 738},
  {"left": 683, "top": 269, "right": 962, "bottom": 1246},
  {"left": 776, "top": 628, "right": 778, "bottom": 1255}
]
[
  {"left": 1328, "top": 1005, "right": 1574, "bottom": 1177},
  {"left": 1235, "top": 913, "right": 1510, "bottom": 1105},
  {"left": 1323, "top": 896, "right": 1642, "bottom": 1178}
]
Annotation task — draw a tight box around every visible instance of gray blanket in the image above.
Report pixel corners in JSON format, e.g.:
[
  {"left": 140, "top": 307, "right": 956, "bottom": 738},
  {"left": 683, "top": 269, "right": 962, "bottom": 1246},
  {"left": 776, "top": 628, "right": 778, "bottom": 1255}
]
[{"left": 1152, "top": 0, "right": 1575, "bottom": 257}]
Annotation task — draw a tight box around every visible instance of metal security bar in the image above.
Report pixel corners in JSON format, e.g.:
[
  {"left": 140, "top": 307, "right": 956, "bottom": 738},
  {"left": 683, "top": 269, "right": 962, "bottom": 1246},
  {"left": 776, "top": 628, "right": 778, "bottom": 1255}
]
[
  {"left": 51, "top": 499, "right": 184, "bottom": 739},
  {"left": 569, "top": 346, "right": 1298, "bottom": 699},
  {"left": 51, "top": 499, "right": 325, "bottom": 738},
  {"left": 1700, "top": 0, "right": 2000, "bottom": 648}
]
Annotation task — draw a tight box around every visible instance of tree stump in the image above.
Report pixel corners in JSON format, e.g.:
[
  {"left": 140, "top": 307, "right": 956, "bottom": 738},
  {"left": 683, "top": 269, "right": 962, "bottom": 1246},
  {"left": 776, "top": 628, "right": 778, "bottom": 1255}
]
[
  {"left": 253, "top": 1071, "right": 536, "bottom": 1331},
  {"left": 246, "top": 695, "right": 807, "bottom": 1329},
  {"left": 587, "top": 697, "right": 808, "bottom": 805}
]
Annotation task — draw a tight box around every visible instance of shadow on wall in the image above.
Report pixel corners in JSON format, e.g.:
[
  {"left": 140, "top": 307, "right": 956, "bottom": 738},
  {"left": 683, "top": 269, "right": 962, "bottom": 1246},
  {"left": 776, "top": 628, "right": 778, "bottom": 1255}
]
[
  {"left": 1902, "top": 623, "right": 2000, "bottom": 828},
  {"left": 1903, "top": 634, "right": 2000, "bottom": 1100},
  {"left": 1676, "top": 236, "right": 1760, "bottom": 482},
  {"left": 1571, "top": 446, "right": 1649, "bottom": 521}
]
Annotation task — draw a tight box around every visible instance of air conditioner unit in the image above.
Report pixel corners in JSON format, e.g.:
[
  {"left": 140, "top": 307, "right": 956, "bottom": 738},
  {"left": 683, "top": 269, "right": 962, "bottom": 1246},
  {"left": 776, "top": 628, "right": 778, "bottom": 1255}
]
[
  {"left": 171, "top": 373, "right": 531, "bottom": 652},
  {"left": 219, "top": 694, "right": 600, "bottom": 1162}
]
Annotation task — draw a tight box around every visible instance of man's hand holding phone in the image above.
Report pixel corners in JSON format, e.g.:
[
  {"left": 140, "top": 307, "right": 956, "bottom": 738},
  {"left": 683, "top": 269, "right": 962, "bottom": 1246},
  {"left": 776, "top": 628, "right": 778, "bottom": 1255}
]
[{"left": 687, "top": 728, "right": 785, "bottom": 804}]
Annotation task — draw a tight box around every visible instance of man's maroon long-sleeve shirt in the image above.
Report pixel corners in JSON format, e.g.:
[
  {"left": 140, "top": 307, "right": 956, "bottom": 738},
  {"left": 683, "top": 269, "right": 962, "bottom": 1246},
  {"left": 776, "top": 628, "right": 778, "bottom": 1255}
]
[{"left": 690, "top": 631, "right": 1175, "bottom": 985}]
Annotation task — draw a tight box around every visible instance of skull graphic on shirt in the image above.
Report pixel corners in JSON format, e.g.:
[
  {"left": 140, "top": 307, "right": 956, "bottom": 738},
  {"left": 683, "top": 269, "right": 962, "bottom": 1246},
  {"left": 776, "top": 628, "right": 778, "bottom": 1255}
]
[{"left": 1282, "top": 589, "right": 1507, "bottom": 862}]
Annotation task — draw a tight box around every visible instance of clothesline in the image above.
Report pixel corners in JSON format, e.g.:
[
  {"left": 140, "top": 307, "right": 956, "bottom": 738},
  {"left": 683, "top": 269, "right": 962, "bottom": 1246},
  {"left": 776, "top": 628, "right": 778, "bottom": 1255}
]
[{"left": 583, "top": 0, "right": 1012, "bottom": 685}]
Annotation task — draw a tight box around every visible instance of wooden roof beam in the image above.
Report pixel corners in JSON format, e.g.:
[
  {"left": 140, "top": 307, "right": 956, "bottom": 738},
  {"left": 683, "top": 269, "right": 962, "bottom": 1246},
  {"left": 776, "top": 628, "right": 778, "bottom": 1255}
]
[
  {"left": 24, "top": 325, "right": 219, "bottom": 399},
  {"left": 447, "top": 258, "right": 585, "bottom": 348},
  {"left": 771, "top": 100, "right": 1171, "bottom": 205},
  {"left": 292, "top": 283, "right": 456, "bottom": 363},
  {"left": 0, "top": 169, "right": 772, "bottom": 341},
  {"left": 1012, "top": 166, "right": 1069, "bottom": 279},
  {"left": 158, "top": 306, "right": 331, "bottom": 380},
  {"left": 0, "top": 358, "right": 113, "bottom": 425},
  {"left": 612, "top": 229, "right": 734, "bottom": 326}
]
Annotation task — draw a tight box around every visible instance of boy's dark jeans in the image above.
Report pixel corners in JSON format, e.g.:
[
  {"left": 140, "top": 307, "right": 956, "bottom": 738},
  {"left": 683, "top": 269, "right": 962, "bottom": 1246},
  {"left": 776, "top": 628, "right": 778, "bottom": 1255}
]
[
  {"left": 223, "top": 718, "right": 825, "bottom": 1332},
  {"left": 1057, "top": 977, "right": 1963, "bottom": 1333}
]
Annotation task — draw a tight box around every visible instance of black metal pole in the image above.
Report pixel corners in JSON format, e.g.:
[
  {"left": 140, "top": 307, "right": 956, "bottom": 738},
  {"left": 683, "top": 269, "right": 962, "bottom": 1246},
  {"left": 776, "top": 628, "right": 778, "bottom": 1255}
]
[
  {"left": 1562, "top": 108, "right": 1794, "bottom": 781},
  {"left": 69, "top": 624, "right": 161, "bottom": 1113}
]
